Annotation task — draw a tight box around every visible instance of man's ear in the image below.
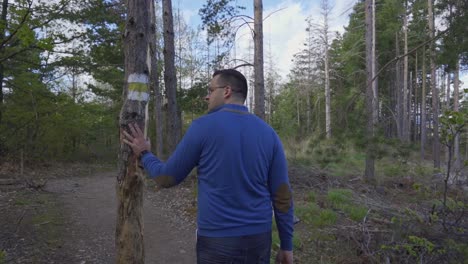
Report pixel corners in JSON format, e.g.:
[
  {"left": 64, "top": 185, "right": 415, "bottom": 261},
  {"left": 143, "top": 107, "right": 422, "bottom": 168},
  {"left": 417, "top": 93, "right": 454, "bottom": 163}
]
[{"left": 223, "top": 86, "right": 232, "bottom": 98}]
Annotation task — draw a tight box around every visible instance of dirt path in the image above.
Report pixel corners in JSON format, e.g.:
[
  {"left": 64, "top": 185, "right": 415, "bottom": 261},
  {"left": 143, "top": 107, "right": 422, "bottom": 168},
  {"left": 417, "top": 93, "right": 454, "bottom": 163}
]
[{"left": 45, "top": 171, "right": 197, "bottom": 264}]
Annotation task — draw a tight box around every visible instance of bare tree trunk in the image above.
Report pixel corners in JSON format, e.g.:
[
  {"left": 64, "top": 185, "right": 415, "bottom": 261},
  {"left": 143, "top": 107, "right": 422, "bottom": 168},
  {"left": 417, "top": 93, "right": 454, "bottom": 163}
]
[
  {"left": 254, "top": 0, "right": 265, "bottom": 120},
  {"left": 163, "top": 0, "right": 181, "bottom": 153},
  {"left": 150, "top": 0, "right": 163, "bottom": 158},
  {"left": 116, "top": 0, "right": 151, "bottom": 262},
  {"left": 371, "top": 0, "right": 378, "bottom": 127},
  {"left": 396, "top": 32, "right": 402, "bottom": 139},
  {"left": 409, "top": 71, "right": 413, "bottom": 141},
  {"left": 364, "top": 0, "right": 375, "bottom": 184},
  {"left": 428, "top": 0, "right": 440, "bottom": 169},
  {"left": 0, "top": 0, "right": 8, "bottom": 126},
  {"left": 322, "top": 0, "right": 331, "bottom": 139},
  {"left": 453, "top": 60, "right": 460, "bottom": 172},
  {"left": 446, "top": 70, "right": 450, "bottom": 110},
  {"left": 414, "top": 53, "right": 419, "bottom": 141},
  {"left": 421, "top": 49, "right": 427, "bottom": 159},
  {"left": 403, "top": 3, "right": 409, "bottom": 142}
]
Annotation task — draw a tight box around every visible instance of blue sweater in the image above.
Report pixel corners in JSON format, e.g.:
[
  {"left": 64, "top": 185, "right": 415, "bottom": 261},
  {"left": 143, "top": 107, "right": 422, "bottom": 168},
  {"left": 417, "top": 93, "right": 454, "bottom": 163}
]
[{"left": 141, "top": 104, "right": 294, "bottom": 250}]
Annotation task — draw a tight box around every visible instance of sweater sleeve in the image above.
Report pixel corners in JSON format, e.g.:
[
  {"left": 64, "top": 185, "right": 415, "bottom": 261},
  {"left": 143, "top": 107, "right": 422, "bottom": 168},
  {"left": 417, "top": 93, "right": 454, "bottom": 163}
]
[
  {"left": 141, "top": 121, "right": 202, "bottom": 187},
  {"left": 268, "top": 132, "right": 294, "bottom": 251}
]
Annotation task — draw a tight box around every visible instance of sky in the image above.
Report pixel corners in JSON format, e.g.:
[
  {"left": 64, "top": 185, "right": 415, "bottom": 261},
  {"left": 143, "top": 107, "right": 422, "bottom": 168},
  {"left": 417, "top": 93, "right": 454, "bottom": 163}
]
[
  {"left": 173, "top": 0, "right": 467, "bottom": 88},
  {"left": 174, "top": 0, "right": 358, "bottom": 80}
]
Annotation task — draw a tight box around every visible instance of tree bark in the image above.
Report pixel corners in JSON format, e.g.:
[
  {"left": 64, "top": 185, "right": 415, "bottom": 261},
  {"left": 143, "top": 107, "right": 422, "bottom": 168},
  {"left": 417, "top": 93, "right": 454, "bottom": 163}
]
[
  {"left": 0, "top": 0, "right": 8, "bottom": 126},
  {"left": 364, "top": 0, "right": 375, "bottom": 184},
  {"left": 322, "top": 0, "right": 331, "bottom": 139},
  {"left": 421, "top": 48, "right": 427, "bottom": 159},
  {"left": 428, "top": 0, "right": 440, "bottom": 169},
  {"left": 453, "top": 60, "right": 460, "bottom": 172},
  {"left": 116, "top": 0, "right": 151, "bottom": 263},
  {"left": 445, "top": 70, "right": 450, "bottom": 110},
  {"left": 414, "top": 53, "right": 419, "bottom": 141},
  {"left": 254, "top": 0, "right": 265, "bottom": 120},
  {"left": 409, "top": 71, "right": 413, "bottom": 141},
  {"left": 371, "top": 0, "right": 378, "bottom": 128},
  {"left": 162, "top": 0, "right": 181, "bottom": 153},
  {"left": 396, "top": 32, "right": 402, "bottom": 139},
  {"left": 403, "top": 3, "right": 409, "bottom": 141}
]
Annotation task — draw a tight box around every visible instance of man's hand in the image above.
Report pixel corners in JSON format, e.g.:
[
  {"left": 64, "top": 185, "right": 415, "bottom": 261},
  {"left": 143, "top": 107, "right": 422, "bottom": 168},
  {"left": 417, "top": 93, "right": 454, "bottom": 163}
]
[
  {"left": 275, "top": 250, "right": 293, "bottom": 264},
  {"left": 122, "top": 123, "right": 150, "bottom": 157}
]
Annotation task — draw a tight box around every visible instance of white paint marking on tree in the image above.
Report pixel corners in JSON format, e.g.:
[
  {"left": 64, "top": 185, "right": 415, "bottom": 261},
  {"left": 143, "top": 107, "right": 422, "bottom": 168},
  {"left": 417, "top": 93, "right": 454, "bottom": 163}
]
[{"left": 127, "top": 73, "right": 149, "bottom": 101}]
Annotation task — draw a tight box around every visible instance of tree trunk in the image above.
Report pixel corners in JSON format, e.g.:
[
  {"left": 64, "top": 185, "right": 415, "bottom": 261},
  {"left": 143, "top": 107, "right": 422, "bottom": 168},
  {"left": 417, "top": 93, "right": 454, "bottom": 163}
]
[
  {"left": 323, "top": 0, "right": 331, "bottom": 139},
  {"left": 409, "top": 71, "right": 413, "bottom": 141},
  {"left": 414, "top": 53, "right": 419, "bottom": 141},
  {"left": 453, "top": 60, "right": 460, "bottom": 172},
  {"left": 403, "top": 3, "right": 409, "bottom": 142},
  {"left": 254, "top": 0, "right": 265, "bottom": 120},
  {"left": 150, "top": 0, "right": 163, "bottom": 158},
  {"left": 364, "top": 0, "right": 375, "bottom": 184},
  {"left": 162, "top": 0, "right": 181, "bottom": 153},
  {"left": 371, "top": 0, "right": 378, "bottom": 128},
  {"left": 428, "top": 0, "right": 440, "bottom": 169},
  {"left": 116, "top": 0, "right": 151, "bottom": 263},
  {"left": 421, "top": 49, "right": 427, "bottom": 159},
  {"left": 446, "top": 70, "right": 450, "bottom": 110},
  {"left": 396, "top": 32, "right": 402, "bottom": 139},
  {"left": 0, "top": 0, "right": 8, "bottom": 126}
]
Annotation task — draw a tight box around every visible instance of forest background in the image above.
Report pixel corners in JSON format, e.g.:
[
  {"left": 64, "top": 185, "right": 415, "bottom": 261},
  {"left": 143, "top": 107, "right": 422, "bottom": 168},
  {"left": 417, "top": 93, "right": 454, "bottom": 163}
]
[{"left": 0, "top": 0, "right": 467, "bottom": 263}]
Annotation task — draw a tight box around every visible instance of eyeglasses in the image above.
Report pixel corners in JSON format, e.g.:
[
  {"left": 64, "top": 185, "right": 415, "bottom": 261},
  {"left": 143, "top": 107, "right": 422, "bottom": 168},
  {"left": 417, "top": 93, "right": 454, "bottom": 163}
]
[{"left": 206, "top": 85, "right": 228, "bottom": 96}]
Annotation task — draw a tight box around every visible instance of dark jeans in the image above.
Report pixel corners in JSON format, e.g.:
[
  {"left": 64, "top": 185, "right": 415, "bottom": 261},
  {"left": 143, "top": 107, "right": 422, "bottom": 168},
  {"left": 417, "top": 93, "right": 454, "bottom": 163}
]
[{"left": 196, "top": 231, "right": 272, "bottom": 264}]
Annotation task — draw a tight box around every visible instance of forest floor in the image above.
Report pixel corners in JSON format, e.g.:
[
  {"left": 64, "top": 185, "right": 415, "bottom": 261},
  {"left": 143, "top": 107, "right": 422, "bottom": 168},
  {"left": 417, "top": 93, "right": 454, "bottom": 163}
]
[
  {"left": 0, "top": 162, "right": 466, "bottom": 263},
  {"left": 0, "top": 163, "right": 197, "bottom": 264}
]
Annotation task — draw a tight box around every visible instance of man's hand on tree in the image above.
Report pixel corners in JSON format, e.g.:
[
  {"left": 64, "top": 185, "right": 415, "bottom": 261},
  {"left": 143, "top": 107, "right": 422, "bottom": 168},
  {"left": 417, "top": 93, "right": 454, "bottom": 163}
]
[{"left": 122, "top": 123, "right": 150, "bottom": 157}]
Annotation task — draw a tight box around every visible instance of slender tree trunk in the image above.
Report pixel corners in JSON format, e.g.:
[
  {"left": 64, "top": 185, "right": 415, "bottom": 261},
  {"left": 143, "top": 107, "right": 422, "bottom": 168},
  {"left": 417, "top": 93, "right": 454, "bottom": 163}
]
[
  {"left": 322, "top": 0, "right": 331, "bottom": 138},
  {"left": 163, "top": 0, "right": 181, "bottom": 153},
  {"left": 453, "top": 60, "right": 460, "bottom": 173},
  {"left": 403, "top": 3, "right": 409, "bottom": 142},
  {"left": 0, "top": 0, "right": 8, "bottom": 126},
  {"left": 371, "top": 0, "right": 378, "bottom": 127},
  {"left": 364, "top": 0, "right": 375, "bottom": 184},
  {"left": 254, "top": 0, "right": 265, "bottom": 120},
  {"left": 409, "top": 71, "right": 413, "bottom": 141},
  {"left": 116, "top": 0, "right": 151, "bottom": 262},
  {"left": 428, "top": 0, "right": 440, "bottom": 169},
  {"left": 150, "top": 0, "right": 163, "bottom": 158},
  {"left": 421, "top": 49, "right": 427, "bottom": 159},
  {"left": 414, "top": 53, "right": 419, "bottom": 141},
  {"left": 446, "top": 70, "right": 450, "bottom": 110},
  {"left": 396, "top": 33, "right": 403, "bottom": 139}
]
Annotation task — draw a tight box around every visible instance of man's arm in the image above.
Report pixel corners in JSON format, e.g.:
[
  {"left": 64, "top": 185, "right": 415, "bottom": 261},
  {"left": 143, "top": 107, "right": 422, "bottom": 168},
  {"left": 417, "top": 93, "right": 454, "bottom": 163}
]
[
  {"left": 268, "top": 132, "right": 294, "bottom": 253},
  {"left": 124, "top": 122, "right": 203, "bottom": 187}
]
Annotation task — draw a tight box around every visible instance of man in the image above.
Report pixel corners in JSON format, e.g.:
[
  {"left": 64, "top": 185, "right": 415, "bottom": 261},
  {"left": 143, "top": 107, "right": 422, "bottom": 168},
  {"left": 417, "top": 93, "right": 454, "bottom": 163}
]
[{"left": 123, "top": 69, "right": 294, "bottom": 264}]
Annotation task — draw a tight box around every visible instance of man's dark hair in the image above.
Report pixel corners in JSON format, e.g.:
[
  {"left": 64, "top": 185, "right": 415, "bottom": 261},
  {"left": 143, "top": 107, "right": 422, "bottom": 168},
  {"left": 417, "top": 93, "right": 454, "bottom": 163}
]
[{"left": 213, "top": 69, "right": 248, "bottom": 101}]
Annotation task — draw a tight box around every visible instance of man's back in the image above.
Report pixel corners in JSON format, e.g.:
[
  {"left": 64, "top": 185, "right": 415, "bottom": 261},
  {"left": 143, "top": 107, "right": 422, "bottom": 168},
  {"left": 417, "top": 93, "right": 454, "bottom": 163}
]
[{"left": 194, "top": 104, "right": 280, "bottom": 237}]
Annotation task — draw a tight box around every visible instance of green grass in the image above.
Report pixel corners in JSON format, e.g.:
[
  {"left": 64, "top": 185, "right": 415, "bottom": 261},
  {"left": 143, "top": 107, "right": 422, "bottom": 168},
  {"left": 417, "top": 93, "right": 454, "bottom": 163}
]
[
  {"left": 307, "top": 191, "right": 316, "bottom": 203},
  {"left": 327, "top": 188, "right": 353, "bottom": 208},
  {"left": 326, "top": 188, "right": 369, "bottom": 222},
  {"left": 345, "top": 205, "right": 368, "bottom": 222},
  {"left": 315, "top": 209, "right": 337, "bottom": 227},
  {"left": 295, "top": 203, "right": 321, "bottom": 225},
  {"left": 295, "top": 203, "right": 338, "bottom": 228}
]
